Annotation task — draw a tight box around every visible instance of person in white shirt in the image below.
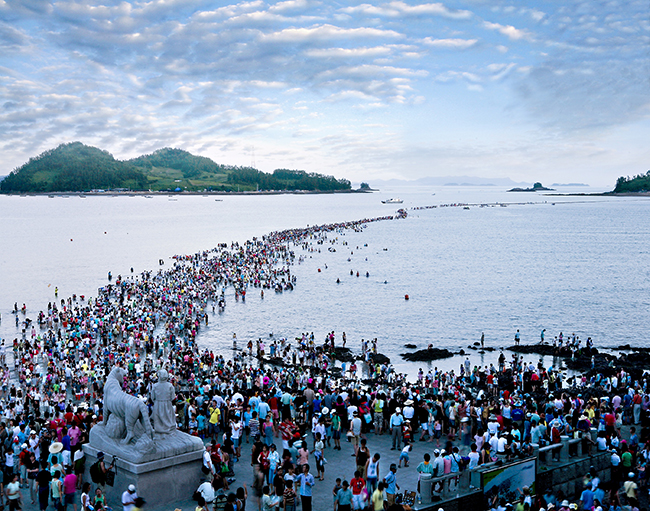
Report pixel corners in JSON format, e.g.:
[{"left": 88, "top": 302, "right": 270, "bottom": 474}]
[
  {"left": 196, "top": 479, "right": 215, "bottom": 503},
  {"left": 122, "top": 484, "right": 137, "bottom": 511},
  {"left": 468, "top": 444, "right": 480, "bottom": 470}
]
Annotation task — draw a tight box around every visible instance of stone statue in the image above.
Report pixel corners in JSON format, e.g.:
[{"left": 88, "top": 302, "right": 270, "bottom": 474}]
[
  {"left": 151, "top": 369, "right": 176, "bottom": 434},
  {"left": 102, "top": 367, "right": 154, "bottom": 446},
  {"left": 88, "top": 367, "right": 203, "bottom": 464}
]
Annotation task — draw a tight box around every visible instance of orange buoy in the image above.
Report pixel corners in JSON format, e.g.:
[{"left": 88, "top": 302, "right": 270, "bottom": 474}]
[
  {"left": 318, "top": 268, "right": 321, "bottom": 272},
  {"left": 405, "top": 294, "right": 409, "bottom": 300}
]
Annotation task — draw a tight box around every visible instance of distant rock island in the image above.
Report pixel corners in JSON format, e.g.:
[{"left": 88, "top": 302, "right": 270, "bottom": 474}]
[
  {"left": 508, "top": 182, "right": 554, "bottom": 192},
  {"left": 0, "top": 142, "right": 353, "bottom": 194}
]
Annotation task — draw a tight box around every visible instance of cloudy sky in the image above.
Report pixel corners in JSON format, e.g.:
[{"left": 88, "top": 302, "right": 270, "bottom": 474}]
[{"left": 1, "top": 0, "right": 648, "bottom": 186}]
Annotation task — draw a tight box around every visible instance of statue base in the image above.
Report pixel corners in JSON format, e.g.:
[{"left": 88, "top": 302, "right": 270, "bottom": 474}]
[
  {"left": 88, "top": 424, "right": 204, "bottom": 464},
  {"left": 83, "top": 439, "right": 205, "bottom": 509}
]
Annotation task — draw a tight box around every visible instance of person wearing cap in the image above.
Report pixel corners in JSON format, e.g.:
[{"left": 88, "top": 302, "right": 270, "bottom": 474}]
[
  {"left": 122, "top": 484, "right": 137, "bottom": 511},
  {"left": 623, "top": 471, "right": 638, "bottom": 507},
  {"left": 389, "top": 408, "right": 404, "bottom": 450},
  {"left": 432, "top": 449, "right": 444, "bottom": 478},
  {"left": 95, "top": 453, "right": 114, "bottom": 492},
  {"left": 349, "top": 411, "right": 362, "bottom": 456}
]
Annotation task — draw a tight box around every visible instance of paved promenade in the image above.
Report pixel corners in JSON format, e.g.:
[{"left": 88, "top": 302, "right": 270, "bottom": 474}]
[{"left": 14, "top": 430, "right": 429, "bottom": 511}]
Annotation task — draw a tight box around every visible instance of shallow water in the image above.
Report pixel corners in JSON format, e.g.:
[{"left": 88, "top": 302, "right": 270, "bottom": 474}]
[{"left": 1, "top": 187, "right": 649, "bottom": 377}]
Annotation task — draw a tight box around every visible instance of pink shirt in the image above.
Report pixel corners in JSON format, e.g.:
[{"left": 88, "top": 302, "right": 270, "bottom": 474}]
[{"left": 63, "top": 474, "right": 77, "bottom": 495}]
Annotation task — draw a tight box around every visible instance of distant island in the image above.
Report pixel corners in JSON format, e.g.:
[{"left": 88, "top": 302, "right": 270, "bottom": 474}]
[
  {"left": 508, "top": 182, "right": 554, "bottom": 192},
  {"left": 0, "top": 142, "right": 354, "bottom": 194}
]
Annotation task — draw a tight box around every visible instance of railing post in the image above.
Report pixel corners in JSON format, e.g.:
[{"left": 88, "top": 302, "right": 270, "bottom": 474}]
[
  {"left": 532, "top": 443, "right": 540, "bottom": 459},
  {"left": 560, "top": 436, "right": 570, "bottom": 463}
]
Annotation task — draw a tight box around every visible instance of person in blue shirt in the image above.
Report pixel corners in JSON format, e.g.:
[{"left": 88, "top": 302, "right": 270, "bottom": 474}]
[
  {"left": 295, "top": 463, "right": 314, "bottom": 511},
  {"left": 334, "top": 480, "right": 353, "bottom": 511},
  {"left": 382, "top": 463, "right": 399, "bottom": 507},
  {"left": 243, "top": 406, "right": 253, "bottom": 443},
  {"left": 389, "top": 409, "right": 404, "bottom": 450},
  {"left": 579, "top": 486, "right": 594, "bottom": 511}
]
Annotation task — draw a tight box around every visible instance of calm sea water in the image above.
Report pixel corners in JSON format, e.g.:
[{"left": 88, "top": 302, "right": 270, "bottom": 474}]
[{"left": 1, "top": 187, "right": 649, "bottom": 377}]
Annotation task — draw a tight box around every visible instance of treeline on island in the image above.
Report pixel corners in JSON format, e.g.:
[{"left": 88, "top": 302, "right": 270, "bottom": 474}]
[
  {"left": 0, "top": 142, "right": 352, "bottom": 193},
  {"left": 613, "top": 171, "right": 650, "bottom": 193}
]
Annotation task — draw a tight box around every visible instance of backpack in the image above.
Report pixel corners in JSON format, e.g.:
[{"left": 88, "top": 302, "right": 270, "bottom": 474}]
[
  {"left": 214, "top": 492, "right": 228, "bottom": 511},
  {"left": 89, "top": 461, "right": 102, "bottom": 483},
  {"left": 551, "top": 427, "right": 561, "bottom": 444}
]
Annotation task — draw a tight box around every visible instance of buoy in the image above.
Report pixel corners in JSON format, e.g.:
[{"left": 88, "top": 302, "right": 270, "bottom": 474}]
[
  {"left": 318, "top": 268, "right": 321, "bottom": 272},
  {"left": 405, "top": 294, "right": 409, "bottom": 300}
]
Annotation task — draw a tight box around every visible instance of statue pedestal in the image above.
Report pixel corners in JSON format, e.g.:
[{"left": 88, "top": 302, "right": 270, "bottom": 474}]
[{"left": 84, "top": 429, "right": 205, "bottom": 508}]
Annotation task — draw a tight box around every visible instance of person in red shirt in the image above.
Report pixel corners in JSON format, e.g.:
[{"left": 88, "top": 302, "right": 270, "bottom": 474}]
[
  {"left": 279, "top": 418, "right": 296, "bottom": 450},
  {"left": 604, "top": 409, "right": 616, "bottom": 437},
  {"left": 350, "top": 470, "right": 366, "bottom": 510}
]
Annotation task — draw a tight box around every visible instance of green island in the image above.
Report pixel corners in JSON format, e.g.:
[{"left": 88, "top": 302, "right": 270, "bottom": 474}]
[
  {"left": 0, "top": 142, "right": 353, "bottom": 193},
  {"left": 612, "top": 171, "right": 650, "bottom": 193}
]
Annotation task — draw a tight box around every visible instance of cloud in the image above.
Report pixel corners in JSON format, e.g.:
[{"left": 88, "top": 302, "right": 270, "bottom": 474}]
[
  {"left": 0, "top": 22, "right": 31, "bottom": 49},
  {"left": 305, "top": 46, "right": 393, "bottom": 58},
  {"left": 341, "top": 1, "right": 472, "bottom": 20},
  {"left": 423, "top": 37, "right": 478, "bottom": 49},
  {"left": 0, "top": 0, "right": 648, "bottom": 185},
  {"left": 483, "top": 21, "right": 532, "bottom": 41},
  {"left": 260, "top": 24, "right": 402, "bottom": 43}
]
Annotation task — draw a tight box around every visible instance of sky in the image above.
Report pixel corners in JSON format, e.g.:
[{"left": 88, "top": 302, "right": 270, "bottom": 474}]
[{"left": 1, "top": 0, "right": 649, "bottom": 187}]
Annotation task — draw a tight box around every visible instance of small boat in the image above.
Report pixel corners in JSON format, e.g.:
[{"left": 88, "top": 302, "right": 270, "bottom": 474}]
[{"left": 381, "top": 198, "right": 403, "bottom": 204}]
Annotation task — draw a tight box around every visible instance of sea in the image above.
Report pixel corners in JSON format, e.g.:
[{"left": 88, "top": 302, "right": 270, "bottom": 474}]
[{"left": 1, "top": 186, "right": 649, "bottom": 379}]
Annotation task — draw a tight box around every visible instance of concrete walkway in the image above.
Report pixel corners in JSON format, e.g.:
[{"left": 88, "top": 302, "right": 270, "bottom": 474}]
[{"left": 14, "top": 430, "right": 437, "bottom": 511}]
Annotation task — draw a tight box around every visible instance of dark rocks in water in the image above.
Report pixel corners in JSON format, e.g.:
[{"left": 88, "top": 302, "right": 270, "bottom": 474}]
[
  {"left": 404, "top": 344, "right": 417, "bottom": 349},
  {"left": 613, "top": 344, "right": 650, "bottom": 353},
  {"left": 400, "top": 348, "right": 454, "bottom": 362},
  {"left": 333, "top": 346, "right": 355, "bottom": 362},
  {"left": 567, "top": 350, "right": 650, "bottom": 380},
  {"left": 469, "top": 345, "right": 495, "bottom": 352},
  {"left": 369, "top": 352, "right": 391, "bottom": 365},
  {"left": 508, "top": 344, "right": 598, "bottom": 358},
  {"left": 459, "top": 349, "right": 465, "bottom": 355},
  {"left": 473, "top": 342, "right": 480, "bottom": 346}
]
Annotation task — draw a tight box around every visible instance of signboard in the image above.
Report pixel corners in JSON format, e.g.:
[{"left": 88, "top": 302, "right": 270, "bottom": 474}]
[{"left": 482, "top": 458, "right": 536, "bottom": 506}]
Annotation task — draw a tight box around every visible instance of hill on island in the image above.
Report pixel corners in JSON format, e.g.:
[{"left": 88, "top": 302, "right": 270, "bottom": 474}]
[
  {"left": 613, "top": 171, "right": 650, "bottom": 193},
  {"left": 0, "top": 142, "right": 352, "bottom": 193}
]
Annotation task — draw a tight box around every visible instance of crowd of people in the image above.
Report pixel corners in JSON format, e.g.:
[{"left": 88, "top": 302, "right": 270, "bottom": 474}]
[{"left": 0, "top": 211, "right": 648, "bottom": 511}]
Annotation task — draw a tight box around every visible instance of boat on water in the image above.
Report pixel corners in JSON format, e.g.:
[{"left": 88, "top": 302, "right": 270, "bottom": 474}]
[{"left": 381, "top": 198, "right": 403, "bottom": 204}]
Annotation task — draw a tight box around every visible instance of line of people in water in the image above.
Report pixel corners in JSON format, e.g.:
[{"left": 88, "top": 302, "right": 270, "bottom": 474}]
[{"left": 0, "top": 208, "right": 648, "bottom": 511}]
